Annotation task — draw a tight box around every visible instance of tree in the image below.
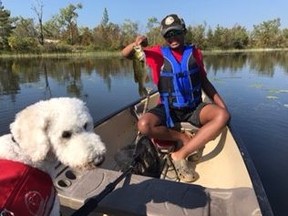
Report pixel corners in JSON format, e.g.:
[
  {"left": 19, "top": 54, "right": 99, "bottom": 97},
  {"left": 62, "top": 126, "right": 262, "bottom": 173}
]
[
  {"left": 57, "top": 3, "right": 82, "bottom": 45},
  {"left": 206, "top": 27, "right": 214, "bottom": 49},
  {"left": 281, "top": 28, "right": 288, "bottom": 47},
  {"left": 78, "top": 27, "right": 93, "bottom": 46},
  {"left": 8, "top": 17, "right": 38, "bottom": 52},
  {"left": 105, "top": 23, "right": 121, "bottom": 50},
  {"left": 43, "top": 16, "right": 61, "bottom": 39},
  {"left": 211, "top": 25, "right": 226, "bottom": 49},
  {"left": 230, "top": 25, "right": 249, "bottom": 49},
  {"left": 93, "top": 22, "right": 121, "bottom": 50},
  {"left": 120, "top": 19, "right": 139, "bottom": 47},
  {"left": 101, "top": 8, "right": 109, "bottom": 27},
  {"left": 32, "top": 0, "right": 44, "bottom": 45},
  {"left": 186, "top": 23, "right": 207, "bottom": 49},
  {"left": 146, "top": 17, "right": 162, "bottom": 45},
  {"left": 0, "top": 1, "right": 14, "bottom": 50},
  {"left": 95, "top": 8, "right": 110, "bottom": 49},
  {"left": 250, "top": 18, "right": 282, "bottom": 48}
]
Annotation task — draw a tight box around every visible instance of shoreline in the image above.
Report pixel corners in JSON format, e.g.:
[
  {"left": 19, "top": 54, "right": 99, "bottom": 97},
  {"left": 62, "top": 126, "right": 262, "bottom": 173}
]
[{"left": 1, "top": 48, "right": 288, "bottom": 59}]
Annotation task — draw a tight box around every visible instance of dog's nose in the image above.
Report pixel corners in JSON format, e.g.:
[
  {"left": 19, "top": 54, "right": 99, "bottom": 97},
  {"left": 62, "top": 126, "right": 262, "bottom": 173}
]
[{"left": 93, "top": 155, "right": 105, "bottom": 166}]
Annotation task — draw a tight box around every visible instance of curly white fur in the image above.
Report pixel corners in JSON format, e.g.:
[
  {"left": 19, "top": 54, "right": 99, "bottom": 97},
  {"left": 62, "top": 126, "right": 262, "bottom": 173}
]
[{"left": 0, "top": 97, "right": 106, "bottom": 216}]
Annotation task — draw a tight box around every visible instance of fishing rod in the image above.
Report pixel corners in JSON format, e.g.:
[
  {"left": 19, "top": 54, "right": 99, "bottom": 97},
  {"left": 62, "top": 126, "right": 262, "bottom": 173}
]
[
  {"left": 71, "top": 89, "right": 152, "bottom": 216},
  {"left": 70, "top": 153, "right": 142, "bottom": 216}
]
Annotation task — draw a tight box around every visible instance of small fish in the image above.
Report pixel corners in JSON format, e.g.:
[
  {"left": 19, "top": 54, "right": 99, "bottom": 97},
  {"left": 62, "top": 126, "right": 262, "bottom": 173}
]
[{"left": 133, "top": 45, "right": 149, "bottom": 97}]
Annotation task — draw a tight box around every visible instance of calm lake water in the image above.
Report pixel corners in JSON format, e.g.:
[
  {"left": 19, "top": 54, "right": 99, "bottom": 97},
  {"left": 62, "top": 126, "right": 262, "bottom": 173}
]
[{"left": 0, "top": 52, "right": 287, "bottom": 216}]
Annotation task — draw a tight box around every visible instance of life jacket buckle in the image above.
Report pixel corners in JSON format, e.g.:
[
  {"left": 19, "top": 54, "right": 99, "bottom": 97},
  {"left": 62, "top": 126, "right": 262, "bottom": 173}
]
[{"left": 176, "top": 72, "right": 185, "bottom": 78}]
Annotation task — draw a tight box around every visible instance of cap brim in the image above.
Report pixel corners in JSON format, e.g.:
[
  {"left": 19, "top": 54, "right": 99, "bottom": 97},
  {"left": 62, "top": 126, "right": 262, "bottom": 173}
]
[{"left": 161, "top": 25, "right": 183, "bottom": 36}]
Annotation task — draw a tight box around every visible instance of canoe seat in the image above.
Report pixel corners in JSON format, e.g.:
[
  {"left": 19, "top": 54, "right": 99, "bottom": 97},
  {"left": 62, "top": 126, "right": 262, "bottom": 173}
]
[
  {"left": 151, "top": 122, "right": 200, "bottom": 153},
  {"left": 151, "top": 122, "right": 204, "bottom": 181}
]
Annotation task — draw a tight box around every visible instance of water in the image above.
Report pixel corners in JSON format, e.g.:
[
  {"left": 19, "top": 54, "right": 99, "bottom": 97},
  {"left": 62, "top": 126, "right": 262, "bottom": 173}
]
[{"left": 0, "top": 52, "right": 287, "bottom": 216}]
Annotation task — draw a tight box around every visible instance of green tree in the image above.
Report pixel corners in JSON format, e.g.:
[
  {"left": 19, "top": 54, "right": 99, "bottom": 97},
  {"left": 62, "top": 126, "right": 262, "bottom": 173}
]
[
  {"left": 281, "top": 28, "right": 288, "bottom": 47},
  {"left": 211, "top": 25, "right": 226, "bottom": 49},
  {"left": 250, "top": 18, "right": 282, "bottom": 48},
  {"left": 0, "top": 1, "right": 14, "bottom": 50},
  {"left": 101, "top": 8, "right": 109, "bottom": 27},
  {"left": 43, "top": 17, "right": 61, "bottom": 39},
  {"left": 8, "top": 17, "right": 38, "bottom": 52},
  {"left": 230, "top": 25, "right": 249, "bottom": 49},
  {"left": 94, "top": 8, "right": 110, "bottom": 49},
  {"left": 57, "top": 3, "right": 82, "bottom": 45},
  {"left": 186, "top": 23, "right": 207, "bottom": 49},
  {"left": 146, "top": 17, "right": 162, "bottom": 45},
  {"left": 206, "top": 27, "right": 214, "bottom": 49}
]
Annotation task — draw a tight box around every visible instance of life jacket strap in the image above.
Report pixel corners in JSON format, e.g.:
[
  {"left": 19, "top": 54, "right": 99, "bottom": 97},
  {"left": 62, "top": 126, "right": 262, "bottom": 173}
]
[{"left": 162, "top": 95, "right": 174, "bottom": 128}]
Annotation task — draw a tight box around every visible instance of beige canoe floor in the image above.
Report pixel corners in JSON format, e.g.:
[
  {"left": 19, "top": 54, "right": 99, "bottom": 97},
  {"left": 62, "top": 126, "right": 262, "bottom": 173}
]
[{"left": 191, "top": 127, "right": 252, "bottom": 188}]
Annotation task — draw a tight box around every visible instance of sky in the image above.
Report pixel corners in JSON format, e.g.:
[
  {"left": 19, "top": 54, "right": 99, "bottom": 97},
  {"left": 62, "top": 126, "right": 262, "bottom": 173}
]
[{"left": 1, "top": 0, "right": 288, "bottom": 32}]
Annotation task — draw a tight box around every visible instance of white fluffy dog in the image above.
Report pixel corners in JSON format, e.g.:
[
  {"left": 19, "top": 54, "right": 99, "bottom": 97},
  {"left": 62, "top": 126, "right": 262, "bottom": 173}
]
[{"left": 0, "top": 97, "right": 106, "bottom": 216}]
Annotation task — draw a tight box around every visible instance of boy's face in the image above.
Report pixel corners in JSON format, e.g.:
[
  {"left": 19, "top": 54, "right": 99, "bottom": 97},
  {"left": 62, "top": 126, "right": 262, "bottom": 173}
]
[{"left": 164, "top": 30, "right": 185, "bottom": 49}]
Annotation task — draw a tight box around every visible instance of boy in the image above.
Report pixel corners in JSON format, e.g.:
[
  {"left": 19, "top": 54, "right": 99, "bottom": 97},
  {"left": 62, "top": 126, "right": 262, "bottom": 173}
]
[{"left": 122, "top": 14, "right": 230, "bottom": 182}]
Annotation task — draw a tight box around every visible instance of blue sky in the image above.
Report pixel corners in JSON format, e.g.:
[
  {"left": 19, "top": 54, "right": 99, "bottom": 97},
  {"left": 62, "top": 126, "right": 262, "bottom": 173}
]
[{"left": 2, "top": 0, "right": 288, "bottom": 32}]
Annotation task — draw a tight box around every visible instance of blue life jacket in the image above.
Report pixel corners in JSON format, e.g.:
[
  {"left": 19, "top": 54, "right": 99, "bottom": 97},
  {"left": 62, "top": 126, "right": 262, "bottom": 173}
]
[{"left": 159, "top": 45, "right": 202, "bottom": 127}]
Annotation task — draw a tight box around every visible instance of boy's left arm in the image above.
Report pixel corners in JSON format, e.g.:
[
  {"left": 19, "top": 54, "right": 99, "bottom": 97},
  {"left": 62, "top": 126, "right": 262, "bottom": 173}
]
[
  {"left": 201, "top": 76, "right": 228, "bottom": 110},
  {"left": 193, "top": 47, "right": 228, "bottom": 110}
]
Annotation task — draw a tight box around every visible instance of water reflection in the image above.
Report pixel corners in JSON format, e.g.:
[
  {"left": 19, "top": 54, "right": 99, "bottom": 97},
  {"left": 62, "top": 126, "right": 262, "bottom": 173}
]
[
  {"left": 0, "top": 57, "right": 134, "bottom": 98},
  {"left": 204, "top": 51, "right": 288, "bottom": 76}
]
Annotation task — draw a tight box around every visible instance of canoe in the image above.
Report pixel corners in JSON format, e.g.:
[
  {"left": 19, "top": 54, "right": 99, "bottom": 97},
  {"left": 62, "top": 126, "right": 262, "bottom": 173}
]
[{"left": 57, "top": 91, "right": 274, "bottom": 216}]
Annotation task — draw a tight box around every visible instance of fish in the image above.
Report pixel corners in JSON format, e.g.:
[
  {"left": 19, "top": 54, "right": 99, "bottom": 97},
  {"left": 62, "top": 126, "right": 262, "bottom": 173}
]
[
  {"left": 133, "top": 45, "right": 145, "bottom": 62},
  {"left": 132, "top": 45, "right": 150, "bottom": 97}
]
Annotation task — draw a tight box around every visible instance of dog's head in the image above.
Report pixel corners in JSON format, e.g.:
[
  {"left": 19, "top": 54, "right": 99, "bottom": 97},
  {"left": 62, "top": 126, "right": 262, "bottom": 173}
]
[{"left": 10, "top": 97, "right": 106, "bottom": 169}]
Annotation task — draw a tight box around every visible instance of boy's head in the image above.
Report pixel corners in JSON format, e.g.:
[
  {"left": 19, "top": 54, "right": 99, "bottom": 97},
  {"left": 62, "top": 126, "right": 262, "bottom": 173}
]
[{"left": 160, "top": 14, "right": 186, "bottom": 37}]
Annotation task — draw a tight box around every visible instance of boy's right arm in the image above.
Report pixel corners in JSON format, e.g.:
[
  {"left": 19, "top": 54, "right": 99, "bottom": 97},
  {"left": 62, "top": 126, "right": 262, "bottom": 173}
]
[{"left": 121, "top": 35, "right": 148, "bottom": 59}]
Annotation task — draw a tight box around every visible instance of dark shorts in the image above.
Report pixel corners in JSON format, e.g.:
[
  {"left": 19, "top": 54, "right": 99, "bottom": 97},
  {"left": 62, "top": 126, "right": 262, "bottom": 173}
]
[{"left": 148, "top": 102, "right": 208, "bottom": 128}]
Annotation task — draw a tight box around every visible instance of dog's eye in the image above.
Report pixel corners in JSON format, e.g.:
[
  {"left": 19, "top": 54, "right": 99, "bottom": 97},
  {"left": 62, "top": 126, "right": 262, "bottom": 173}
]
[
  {"left": 84, "top": 123, "right": 88, "bottom": 130},
  {"left": 62, "top": 131, "right": 72, "bottom": 139}
]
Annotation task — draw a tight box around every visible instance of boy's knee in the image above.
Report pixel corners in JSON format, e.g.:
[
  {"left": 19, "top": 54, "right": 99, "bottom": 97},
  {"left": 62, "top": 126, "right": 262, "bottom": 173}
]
[
  {"left": 137, "top": 119, "right": 150, "bottom": 135},
  {"left": 219, "top": 108, "right": 230, "bottom": 124}
]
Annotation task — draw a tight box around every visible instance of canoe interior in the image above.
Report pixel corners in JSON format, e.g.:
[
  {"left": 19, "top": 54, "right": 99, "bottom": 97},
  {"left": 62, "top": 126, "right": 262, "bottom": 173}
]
[
  {"left": 56, "top": 92, "right": 266, "bottom": 216},
  {"left": 95, "top": 92, "right": 253, "bottom": 188}
]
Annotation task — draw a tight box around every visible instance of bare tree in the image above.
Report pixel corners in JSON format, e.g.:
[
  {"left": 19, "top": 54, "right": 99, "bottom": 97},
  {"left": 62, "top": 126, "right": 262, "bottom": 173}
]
[{"left": 31, "top": 0, "right": 44, "bottom": 45}]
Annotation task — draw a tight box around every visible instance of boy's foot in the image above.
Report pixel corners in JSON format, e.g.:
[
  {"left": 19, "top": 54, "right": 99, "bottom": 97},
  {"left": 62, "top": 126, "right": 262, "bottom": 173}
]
[
  {"left": 171, "top": 157, "right": 198, "bottom": 182},
  {"left": 187, "top": 146, "right": 205, "bottom": 162}
]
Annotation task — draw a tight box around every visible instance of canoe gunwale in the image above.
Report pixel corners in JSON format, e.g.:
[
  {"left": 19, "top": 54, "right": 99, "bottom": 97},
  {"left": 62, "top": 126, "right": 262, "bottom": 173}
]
[{"left": 229, "top": 123, "right": 274, "bottom": 216}]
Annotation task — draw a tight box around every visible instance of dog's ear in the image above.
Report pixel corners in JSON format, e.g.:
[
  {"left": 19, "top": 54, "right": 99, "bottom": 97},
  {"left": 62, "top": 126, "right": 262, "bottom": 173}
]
[{"left": 10, "top": 102, "right": 51, "bottom": 163}]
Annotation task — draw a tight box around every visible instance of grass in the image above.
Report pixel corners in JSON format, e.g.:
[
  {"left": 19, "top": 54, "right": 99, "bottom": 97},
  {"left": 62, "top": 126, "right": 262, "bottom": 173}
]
[
  {"left": 0, "top": 51, "right": 122, "bottom": 59},
  {"left": 1, "top": 47, "right": 288, "bottom": 59},
  {"left": 203, "top": 47, "right": 288, "bottom": 55}
]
